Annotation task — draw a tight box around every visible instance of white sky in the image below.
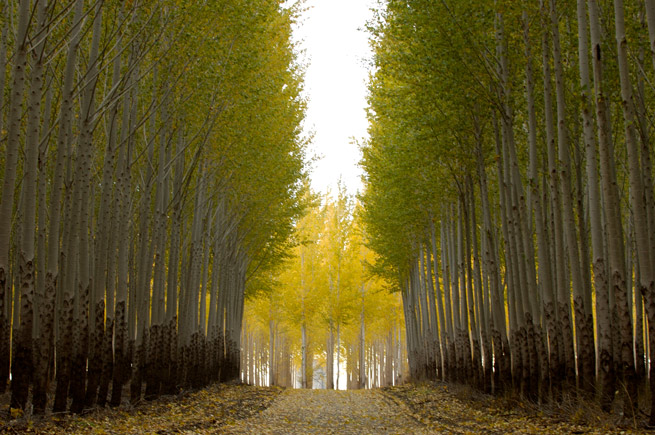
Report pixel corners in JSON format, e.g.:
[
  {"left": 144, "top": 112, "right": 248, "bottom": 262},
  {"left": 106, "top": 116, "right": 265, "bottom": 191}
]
[
  {"left": 291, "top": 1, "right": 376, "bottom": 389},
  {"left": 293, "top": 0, "right": 375, "bottom": 195}
]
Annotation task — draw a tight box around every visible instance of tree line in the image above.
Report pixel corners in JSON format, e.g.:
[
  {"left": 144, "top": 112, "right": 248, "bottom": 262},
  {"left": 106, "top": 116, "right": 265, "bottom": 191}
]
[
  {"left": 361, "top": 0, "right": 655, "bottom": 422},
  {"left": 242, "top": 186, "right": 406, "bottom": 390},
  {"left": 0, "top": 0, "right": 308, "bottom": 415}
]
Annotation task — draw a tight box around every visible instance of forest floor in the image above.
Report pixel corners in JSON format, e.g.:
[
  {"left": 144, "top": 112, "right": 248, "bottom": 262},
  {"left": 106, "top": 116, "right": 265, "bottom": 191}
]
[
  {"left": 383, "top": 382, "right": 650, "bottom": 434},
  {"left": 0, "top": 382, "right": 282, "bottom": 434},
  {"left": 0, "top": 382, "right": 652, "bottom": 434}
]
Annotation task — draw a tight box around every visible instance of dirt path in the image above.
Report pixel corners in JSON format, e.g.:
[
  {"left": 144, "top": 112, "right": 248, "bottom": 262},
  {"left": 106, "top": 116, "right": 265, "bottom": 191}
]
[
  {"left": 220, "top": 385, "right": 649, "bottom": 434},
  {"left": 218, "top": 389, "right": 430, "bottom": 434}
]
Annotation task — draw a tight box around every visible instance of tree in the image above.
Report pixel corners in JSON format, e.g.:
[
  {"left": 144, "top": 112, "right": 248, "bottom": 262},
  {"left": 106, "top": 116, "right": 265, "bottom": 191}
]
[
  {"left": 361, "top": 0, "right": 655, "bottom": 415},
  {"left": 1, "top": 0, "right": 308, "bottom": 413}
]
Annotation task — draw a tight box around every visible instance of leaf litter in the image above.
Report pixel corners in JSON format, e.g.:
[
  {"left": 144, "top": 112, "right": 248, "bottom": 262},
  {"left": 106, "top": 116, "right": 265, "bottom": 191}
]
[
  {"left": 0, "top": 383, "right": 282, "bottom": 434},
  {"left": 383, "top": 383, "right": 651, "bottom": 434},
  {"left": 2, "top": 382, "right": 652, "bottom": 434}
]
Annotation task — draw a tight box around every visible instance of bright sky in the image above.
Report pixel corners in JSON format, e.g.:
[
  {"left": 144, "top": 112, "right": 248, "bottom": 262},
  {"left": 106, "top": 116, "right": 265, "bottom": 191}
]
[
  {"left": 293, "top": 0, "right": 376, "bottom": 195},
  {"left": 291, "top": 1, "right": 376, "bottom": 389}
]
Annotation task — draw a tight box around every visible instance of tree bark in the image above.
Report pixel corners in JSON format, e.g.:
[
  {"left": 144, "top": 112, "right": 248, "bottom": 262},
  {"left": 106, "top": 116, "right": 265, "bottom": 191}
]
[
  {"left": 612, "top": 0, "right": 653, "bottom": 418},
  {"left": 0, "top": 0, "right": 32, "bottom": 398},
  {"left": 589, "top": 0, "right": 635, "bottom": 414},
  {"left": 11, "top": 0, "right": 49, "bottom": 410}
]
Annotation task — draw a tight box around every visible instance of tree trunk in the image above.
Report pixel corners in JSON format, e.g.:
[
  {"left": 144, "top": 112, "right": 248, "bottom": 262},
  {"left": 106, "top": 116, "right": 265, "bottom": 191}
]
[
  {"left": 589, "top": 0, "right": 636, "bottom": 415},
  {"left": 70, "top": 3, "right": 104, "bottom": 413},
  {"left": 327, "top": 321, "right": 334, "bottom": 389},
  {"left": 0, "top": 10, "right": 8, "bottom": 395},
  {"left": 359, "top": 286, "right": 366, "bottom": 388},
  {"left": 426, "top": 233, "right": 445, "bottom": 380},
  {"left": 11, "top": 0, "right": 48, "bottom": 410},
  {"left": 32, "top": 84, "right": 53, "bottom": 414},
  {"left": 301, "top": 322, "right": 308, "bottom": 388},
  {"left": 540, "top": 3, "right": 575, "bottom": 384},
  {"left": 111, "top": 57, "right": 138, "bottom": 407},
  {"left": 549, "top": 0, "right": 595, "bottom": 393},
  {"left": 574, "top": 0, "right": 613, "bottom": 408},
  {"left": 0, "top": 0, "right": 31, "bottom": 398},
  {"left": 523, "top": 8, "right": 559, "bottom": 400}
]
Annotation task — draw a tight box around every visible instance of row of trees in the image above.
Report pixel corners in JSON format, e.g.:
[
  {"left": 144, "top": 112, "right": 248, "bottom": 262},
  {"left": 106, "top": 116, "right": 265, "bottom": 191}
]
[
  {"left": 362, "top": 0, "right": 655, "bottom": 421},
  {"left": 241, "top": 186, "right": 406, "bottom": 389},
  {"left": 0, "top": 0, "right": 308, "bottom": 414}
]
